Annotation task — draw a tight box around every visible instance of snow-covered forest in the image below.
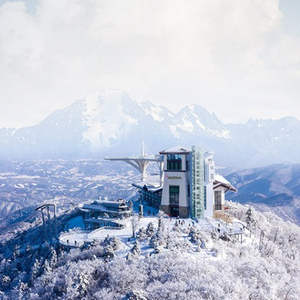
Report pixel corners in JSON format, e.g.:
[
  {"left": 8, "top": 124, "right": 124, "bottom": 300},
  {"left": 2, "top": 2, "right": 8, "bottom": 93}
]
[{"left": 0, "top": 203, "right": 299, "bottom": 300}]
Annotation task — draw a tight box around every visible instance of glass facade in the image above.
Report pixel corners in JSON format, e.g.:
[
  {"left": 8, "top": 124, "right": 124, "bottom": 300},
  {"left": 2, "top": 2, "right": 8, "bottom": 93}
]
[
  {"left": 141, "top": 189, "right": 162, "bottom": 208},
  {"left": 167, "top": 154, "right": 182, "bottom": 170},
  {"left": 191, "top": 146, "right": 205, "bottom": 219}
]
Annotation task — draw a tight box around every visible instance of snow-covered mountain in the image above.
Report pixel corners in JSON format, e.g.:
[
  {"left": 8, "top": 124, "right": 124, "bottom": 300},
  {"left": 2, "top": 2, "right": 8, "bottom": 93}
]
[
  {"left": 225, "top": 163, "right": 300, "bottom": 224},
  {"left": 1, "top": 90, "right": 300, "bottom": 168}
]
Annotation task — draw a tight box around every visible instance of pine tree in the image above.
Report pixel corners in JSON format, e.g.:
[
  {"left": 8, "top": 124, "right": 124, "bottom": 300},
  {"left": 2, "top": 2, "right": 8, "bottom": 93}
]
[
  {"left": 110, "top": 236, "right": 120, "bottom": 251},
  {"left": 43, "top": 259, "right": 52, "bottom": 274},
  {"left": 136, "top": 227, "right": 147, "bottom": 241},
  {"left": 245, "top": 207, "right": 252, "bottom": 227},
  {"left": 1, "top": 275, "right": 11, "bottom": 290},
  {"left": 146, "top": 222, "right": 155, "bottom": 237},
  {"left": 125, "top": 289, "right": 147, "bottom": 300},
  {"left": 246, "top": 207, "right": 256, "bottom": 237},
  {"left": 103, "top": 245, "right": 114, "bottom": 262},
  {"left": 25, "top": 244, "right": 32, "bottom": 254},
  {"left": 189, "top": 226, "right": 203, "bottom": 243},
  {"left": 29, "top": 259, "right": 41, "bottom": 284},
  {"left": 131, "top": 216, "right": 138, "bottom": 238},
  {"left": 77, "top": 272, "right": 89, "bottom": 298},
  {"left": 102, "top": 236, "right": 120, "bottom": 251},
  {"left": 130, "top": 240, "right": 141, "bottom": 257},
  {"left": 13, "top": 245, "right": 20, "bottom": 259},
  {"left": 149, "top": 234, "right": 158, "bottom": 249},
  {"left": 158, "top": 216, "right": 164, "bottom": 232},
  {"left": 49, "top": 247, "right": 57, "bottom": 270},
  {"left": 15, "top": 281, "right": 28, "bottom": 300}
]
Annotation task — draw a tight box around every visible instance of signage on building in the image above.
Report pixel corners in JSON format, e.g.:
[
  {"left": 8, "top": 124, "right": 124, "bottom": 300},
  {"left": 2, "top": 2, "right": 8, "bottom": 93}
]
[{"left": 166, "top": 175, "right": 182, "bottom": 180}]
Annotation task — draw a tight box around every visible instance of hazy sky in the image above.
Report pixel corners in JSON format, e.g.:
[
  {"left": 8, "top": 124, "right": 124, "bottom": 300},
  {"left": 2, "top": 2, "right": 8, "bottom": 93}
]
[{"left": 0, "top": 0, "right": 300, "bottom": 128}]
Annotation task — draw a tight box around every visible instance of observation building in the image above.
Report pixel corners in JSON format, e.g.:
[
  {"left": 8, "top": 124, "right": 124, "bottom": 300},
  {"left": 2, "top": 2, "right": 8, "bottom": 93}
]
[{"left": 133, "top": 145, "right": 237, "bottom": 220}]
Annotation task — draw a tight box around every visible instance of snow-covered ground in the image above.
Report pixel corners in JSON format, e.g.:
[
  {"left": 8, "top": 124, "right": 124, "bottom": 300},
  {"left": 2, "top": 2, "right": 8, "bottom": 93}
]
[{"left": 59, "top": 208, "right": 250, "bottom": 261}]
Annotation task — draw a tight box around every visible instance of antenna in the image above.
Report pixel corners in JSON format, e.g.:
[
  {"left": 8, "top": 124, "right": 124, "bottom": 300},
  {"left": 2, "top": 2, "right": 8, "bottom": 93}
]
[{"left": 141, "top": 140, "right": 145, "bottom": 157}]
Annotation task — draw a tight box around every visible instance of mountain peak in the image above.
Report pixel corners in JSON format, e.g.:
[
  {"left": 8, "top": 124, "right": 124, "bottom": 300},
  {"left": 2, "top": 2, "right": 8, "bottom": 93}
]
[
  {"left": 84, "top": 90, "right": 129, "bottom": 112},
  {"left": 0, "top": 90, "right": 300, "bottom": 168}
]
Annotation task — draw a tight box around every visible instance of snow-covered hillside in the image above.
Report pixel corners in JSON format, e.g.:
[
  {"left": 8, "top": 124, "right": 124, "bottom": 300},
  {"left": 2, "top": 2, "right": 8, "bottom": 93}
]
[
  {"left": 225, "top": 163, "right": 300, "bottom": 225},
  {"left": 1, "top": 90, "right": 300, "bottom": 168},
  {"left": 0, "top": 204, "right": 299, "bottom": 299}
]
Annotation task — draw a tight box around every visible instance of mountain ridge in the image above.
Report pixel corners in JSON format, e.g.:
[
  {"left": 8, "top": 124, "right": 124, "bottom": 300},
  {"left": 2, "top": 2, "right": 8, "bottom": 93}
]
[
  {"left": 225, "top": 163, "right": 300, "bottom": 224},
  {"left": 0, "top": 90, "right": 299, "bottom": 168}
]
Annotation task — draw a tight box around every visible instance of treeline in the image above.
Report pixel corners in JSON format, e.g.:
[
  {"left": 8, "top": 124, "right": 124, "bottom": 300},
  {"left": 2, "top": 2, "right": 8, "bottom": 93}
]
[{"left": 0, "top": 204, "right": 299, "bottom": 299}]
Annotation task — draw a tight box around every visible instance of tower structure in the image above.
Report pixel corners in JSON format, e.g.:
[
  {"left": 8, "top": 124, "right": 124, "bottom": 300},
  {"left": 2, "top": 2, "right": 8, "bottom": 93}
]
[
  {"left": 35, "top": 203, "right": 58, "bottom": 244},
  {"left": 159, "top": 146, "right": 191, "bottom": 218},
  {"left": 158, "top": 145, "right": 232, "bottom": 220},
  {"left": 104, "top": 141, "right": 163, "bottom": 182}
]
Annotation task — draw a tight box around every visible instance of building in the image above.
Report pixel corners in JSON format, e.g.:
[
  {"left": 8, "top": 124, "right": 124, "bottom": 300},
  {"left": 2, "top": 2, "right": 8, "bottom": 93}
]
[
  {"left": 132, "top": 183, "right": 162, "bottom": 209},
  {"left": 159, "top": 146, "right": 191, "bottom": 218},
  {"left": 133, "top": 145, "right": 237, "bottom": 220},
  {"left": 79, "top": 199, "right": 132, "bottom": 230}
]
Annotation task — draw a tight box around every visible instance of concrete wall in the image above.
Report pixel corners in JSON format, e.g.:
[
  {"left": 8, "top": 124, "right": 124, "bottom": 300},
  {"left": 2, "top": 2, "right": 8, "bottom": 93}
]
[
  {"left": 161, "top": 171, "right": 189, "bottom": 207},
  {"left": 204, "top": 152, "right": 215, "bottom": 218}
]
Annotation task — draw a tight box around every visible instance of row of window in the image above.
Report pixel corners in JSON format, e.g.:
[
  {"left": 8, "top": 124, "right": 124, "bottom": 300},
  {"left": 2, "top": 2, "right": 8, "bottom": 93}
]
[{"left": 167, "top": 154, "right": 183, "bottom": 170}]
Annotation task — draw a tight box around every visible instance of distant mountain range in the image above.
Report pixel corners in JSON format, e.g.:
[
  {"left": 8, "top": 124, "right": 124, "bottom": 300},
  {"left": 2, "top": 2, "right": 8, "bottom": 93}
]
[
  {"left": 1, "top": 90, "right": 300, "bottom": 168},
  {"left": 225, "top": 163, "right": 300, "bottom": 224}
]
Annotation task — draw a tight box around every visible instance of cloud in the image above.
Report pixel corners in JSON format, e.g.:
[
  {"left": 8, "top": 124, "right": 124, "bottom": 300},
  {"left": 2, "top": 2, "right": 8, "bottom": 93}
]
[{"left": 0, "top": 0, "right": 299, "bottom": 128}]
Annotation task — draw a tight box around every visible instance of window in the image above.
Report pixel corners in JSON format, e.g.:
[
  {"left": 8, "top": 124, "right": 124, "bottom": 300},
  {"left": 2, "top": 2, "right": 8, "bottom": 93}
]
[
  {"left": 204, "top": 186, "right": 207, "bottom": 210},
  {"left": 167, "top": 154, "right": 182, "bottom": 170},
  {"left": 214, "top": 191, "right": 222, "bottom": 210},
  {"left": 169, "top": 185, "right": 179, "bottom": 205}
]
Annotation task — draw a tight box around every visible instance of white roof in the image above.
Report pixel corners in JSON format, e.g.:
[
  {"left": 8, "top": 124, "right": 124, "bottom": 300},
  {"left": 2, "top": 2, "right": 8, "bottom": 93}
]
[
  {"left": 214, "top": 174, "right": 230, "bottom": 185},
  {"left": 159, "top": 146, "right": 191, "bottom": 154},
  {"left": 214, "top": 173, "right": 237, "bottom": 192}
]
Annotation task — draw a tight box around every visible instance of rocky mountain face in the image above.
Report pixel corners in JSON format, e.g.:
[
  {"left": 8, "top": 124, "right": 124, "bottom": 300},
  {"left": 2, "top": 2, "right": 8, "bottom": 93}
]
[
  {"left": 225, "top": 164, "right": 300, "bottom": 224},
  {"left": 1, "top": 90, "right": 300, "bottom": 168}
]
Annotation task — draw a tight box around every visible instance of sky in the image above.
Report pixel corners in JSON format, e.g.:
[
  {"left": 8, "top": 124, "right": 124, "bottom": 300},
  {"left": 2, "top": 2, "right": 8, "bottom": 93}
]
[{"left": 0, "top": 0, "right": 300, "bottom": 128}]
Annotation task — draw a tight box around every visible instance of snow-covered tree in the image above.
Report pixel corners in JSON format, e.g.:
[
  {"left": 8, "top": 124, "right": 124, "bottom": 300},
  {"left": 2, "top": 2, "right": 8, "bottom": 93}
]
[
  {"left": 49, "top": 247, "right": 57, "bottom": 270},
  {"left": 158, "top": 216, "right": 165, "bottom": 232},
  {"left": 29, "top": 259, "right": 41, "bottom": 284},
  {"left": 103, "top": 245, "right": 114, "bottom": 262},
  {"left": 77, "top": 272, "right": 89, "bottom": 298},
  {"left": 1, "top": 275, "right": 11, "bottom": 290},
  {"left": 189, "top": 227, "right": 200, "bottom": 243},
  {"left": 245, "top": 206, "right": 256, "bottom": 236},
  {"left": 130, "top": 240, "right": 141, "bottom": 258},
  {"left": 102, "top": 236, "right": 120, "bottom": 252},
  {"left": 125, "top": 289, "right": 147, "bottom": 300},
  {"left": 146, "top": 222, "right": 155, "bottom": 237},
  {"left": 43, "top": 259, "right": 52, "bottom": 274},
  {"left": 136, "top": 227, "right": 147, "bottom": 241},
  {"left": 172, "top": 220, "right": 181, "bottom": 233},
  {"left": 131, "top": 216, "right": 139, "bottom": 238}
]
